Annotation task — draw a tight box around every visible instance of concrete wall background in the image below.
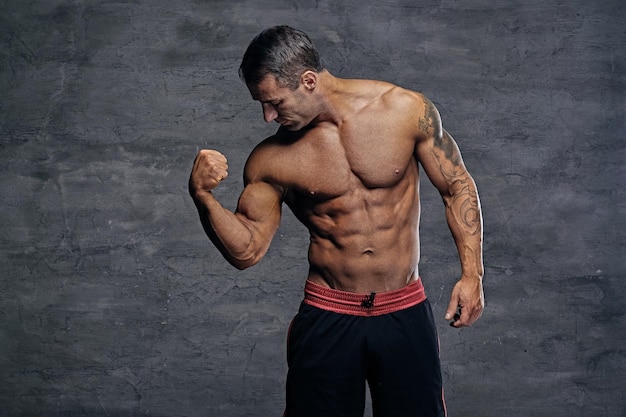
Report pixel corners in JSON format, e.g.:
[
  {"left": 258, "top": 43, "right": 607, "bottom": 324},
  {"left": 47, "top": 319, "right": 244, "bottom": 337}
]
[{"left": 1, "top": 0, "right": 624, "bottom": 416}]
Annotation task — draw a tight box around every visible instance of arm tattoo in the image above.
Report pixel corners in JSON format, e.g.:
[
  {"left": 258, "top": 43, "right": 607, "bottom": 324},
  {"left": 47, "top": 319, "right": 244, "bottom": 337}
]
[
  {"left": 421, "top": 101, "right": 461, "bottom": 166},
  {"left": 451, "top": 181, "right": 481, "bottom": 236},
  {"left": 436, "top": 131, "right": 462, "bottom": 167},
  {"left": 419, "top": 99, "right": 439, "bottom": 142},
  {"left": 418, "top": 103, "right": 433, "bottom": 135},
  {"left": 441, "top": 169, "right": 481, "bottom": 236},
  {"left": 430, "top": 135, "right": 480, "bottom": 236}
]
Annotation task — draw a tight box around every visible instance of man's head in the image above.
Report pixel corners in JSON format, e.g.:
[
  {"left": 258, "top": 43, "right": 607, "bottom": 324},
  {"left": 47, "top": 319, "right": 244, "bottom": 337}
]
[{"left": 239, "top": 26, "right": 324, "bottom": 90}]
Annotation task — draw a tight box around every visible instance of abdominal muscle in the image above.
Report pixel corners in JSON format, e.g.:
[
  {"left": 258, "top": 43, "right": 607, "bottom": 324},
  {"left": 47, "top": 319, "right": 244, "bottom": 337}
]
[
  {"left": 288, "top": 172, "right": 422, "bottom": 294},
  {"left": 306, "top": 229, "right": 421, "bottom": 293}
]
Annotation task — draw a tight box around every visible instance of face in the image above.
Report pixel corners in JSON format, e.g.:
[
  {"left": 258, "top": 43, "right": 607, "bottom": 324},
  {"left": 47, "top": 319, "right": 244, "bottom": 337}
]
[{"left": 248, "top": 74, "right": 313, "bottom": 131}]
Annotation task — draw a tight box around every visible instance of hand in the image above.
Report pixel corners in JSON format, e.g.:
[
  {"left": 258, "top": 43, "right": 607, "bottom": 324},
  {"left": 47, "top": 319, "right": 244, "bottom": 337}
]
[
  {"left": 189, "top": 149, "right": 229, "bottom": 198},
  {"left": 445, "top": 277, "right": 484, "bottom": 328}
]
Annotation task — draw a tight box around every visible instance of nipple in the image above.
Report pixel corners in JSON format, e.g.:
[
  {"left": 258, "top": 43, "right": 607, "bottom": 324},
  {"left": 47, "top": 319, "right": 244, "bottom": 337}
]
[{"left": 394, "top": 169, "right": 400, "bottom": 175}]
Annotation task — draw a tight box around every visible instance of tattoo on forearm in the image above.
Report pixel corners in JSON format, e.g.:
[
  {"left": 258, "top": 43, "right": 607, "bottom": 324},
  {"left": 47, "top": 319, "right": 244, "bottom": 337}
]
[
  {"left": 432, "top": 150, "right": 481, "bottom": 236},
  {"left": 453, "top": 182, "right": 481, "bottom": 236}
]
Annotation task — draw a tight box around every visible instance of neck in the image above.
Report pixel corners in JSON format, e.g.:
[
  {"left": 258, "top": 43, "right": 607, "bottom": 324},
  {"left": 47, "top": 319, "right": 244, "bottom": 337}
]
[{"left": 310, "top": 71, "right": 351, "bottom": 126}]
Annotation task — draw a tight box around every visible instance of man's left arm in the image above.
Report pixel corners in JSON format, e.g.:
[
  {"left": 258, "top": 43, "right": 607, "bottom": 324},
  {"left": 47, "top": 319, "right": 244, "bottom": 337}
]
[{"left": 414, "top": 95, "right": 484, "bottom": 328}]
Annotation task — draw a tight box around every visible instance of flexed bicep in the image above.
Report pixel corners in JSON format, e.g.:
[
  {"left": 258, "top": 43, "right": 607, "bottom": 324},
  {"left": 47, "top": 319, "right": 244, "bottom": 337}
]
[
  {"left": 190, "top": 147, "right": 284, "bottom": 270},
  {"left": 194, "top": 180, "right": 283, "bottom": 270},
  {"left": 233, "top": 180, "right": 284, "bottom": 255}
]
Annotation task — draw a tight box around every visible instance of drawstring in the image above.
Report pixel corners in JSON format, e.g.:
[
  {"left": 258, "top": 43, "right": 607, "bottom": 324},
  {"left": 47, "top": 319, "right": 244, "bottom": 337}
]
[{"left": 361, "top": 292, "right": 377, "bottom": 308}]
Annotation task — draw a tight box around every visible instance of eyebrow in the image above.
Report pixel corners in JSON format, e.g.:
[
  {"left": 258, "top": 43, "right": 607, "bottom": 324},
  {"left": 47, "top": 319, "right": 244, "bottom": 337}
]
[
  {"left": 258, "top": 97, "right": 281, "bottom": 105},
  {"left": 250, "top": 91, "right": 274, "bottom": 103}
]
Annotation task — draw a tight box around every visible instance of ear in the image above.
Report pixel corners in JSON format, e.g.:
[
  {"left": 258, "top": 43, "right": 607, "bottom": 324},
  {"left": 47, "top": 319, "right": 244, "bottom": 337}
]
[{"left": 300, "top": 71, "right": 317, "bottom": 91}]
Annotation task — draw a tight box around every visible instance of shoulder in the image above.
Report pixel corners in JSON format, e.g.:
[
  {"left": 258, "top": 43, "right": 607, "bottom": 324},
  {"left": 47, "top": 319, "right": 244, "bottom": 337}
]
[
  {"left": 243, "top": 129, "right": 307, "bottom": 186},
  {"left": 384, "top": 84, "right": 431, "bottom": 112},
  {"left": 243, "top": 135, "right": 282, "bottom": 183},
  {"left": 351, "top": 80, "right": 430, "bottom": 115},
  {"left": 378, "top": 84, "right": 442, "bottom": 140},
  {"left": 353, "top": 80, "right": 440, "bottom": 137}
]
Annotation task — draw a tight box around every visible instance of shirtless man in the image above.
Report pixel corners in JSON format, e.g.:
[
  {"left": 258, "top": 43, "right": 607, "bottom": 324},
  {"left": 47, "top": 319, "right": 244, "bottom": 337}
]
[{"left": 189, "top": 26, "right": 484, "bottom": 417}]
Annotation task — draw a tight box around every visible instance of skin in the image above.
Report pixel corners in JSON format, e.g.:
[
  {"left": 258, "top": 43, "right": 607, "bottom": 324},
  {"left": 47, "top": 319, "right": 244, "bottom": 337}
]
[{"left": 189, "top": 70, "right": 484, "bottom": 328}]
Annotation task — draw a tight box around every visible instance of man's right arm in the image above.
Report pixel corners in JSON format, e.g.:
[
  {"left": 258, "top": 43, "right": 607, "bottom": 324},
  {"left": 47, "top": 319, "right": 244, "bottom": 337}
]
[{"left": 189, "top": 149, "right": 283, "bottom": 270}]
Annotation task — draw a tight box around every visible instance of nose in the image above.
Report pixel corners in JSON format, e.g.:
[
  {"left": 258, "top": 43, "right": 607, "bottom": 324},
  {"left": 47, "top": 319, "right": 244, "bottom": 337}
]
[{"left": 262, "top": 103, "right": 278, "bottom": 123}]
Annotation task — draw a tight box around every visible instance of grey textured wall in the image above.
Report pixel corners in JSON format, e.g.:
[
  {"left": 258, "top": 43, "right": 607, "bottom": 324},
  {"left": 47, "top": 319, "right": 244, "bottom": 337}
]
[{"left": 1, "top": 1, "right": 624, "bottom": 416}]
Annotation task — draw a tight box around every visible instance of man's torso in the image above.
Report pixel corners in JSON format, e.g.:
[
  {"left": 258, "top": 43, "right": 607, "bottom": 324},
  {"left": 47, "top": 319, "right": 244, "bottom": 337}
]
[{"left": 252, "top": 81, "right": 428, "bottom": 292}]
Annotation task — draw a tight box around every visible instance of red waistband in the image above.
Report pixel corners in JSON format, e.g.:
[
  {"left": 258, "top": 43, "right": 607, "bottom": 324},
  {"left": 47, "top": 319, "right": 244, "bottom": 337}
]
[{"left": 303, "top": 278, "right": 426, "bottom": 317}]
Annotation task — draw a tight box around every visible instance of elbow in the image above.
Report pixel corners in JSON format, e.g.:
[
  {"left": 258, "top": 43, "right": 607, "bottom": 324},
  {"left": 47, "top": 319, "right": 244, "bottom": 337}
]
[
  {"left": 226, "top": 250, "right": 265, "bottom": 270},
  {"left": 231, "top": 262, "right": 251, "bottom": 271},
  {"left": 230, "top": 259, "right": 257, "bottom": 270},
  {"left": 217, "top": 228, "right": 274, "bottom": 270}
]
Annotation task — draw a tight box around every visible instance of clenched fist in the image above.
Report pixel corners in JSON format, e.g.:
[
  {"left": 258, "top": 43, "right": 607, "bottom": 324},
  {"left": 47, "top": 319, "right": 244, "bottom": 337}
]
[{"left": 189, "top": 149, "right": 229, "bottom": 199}]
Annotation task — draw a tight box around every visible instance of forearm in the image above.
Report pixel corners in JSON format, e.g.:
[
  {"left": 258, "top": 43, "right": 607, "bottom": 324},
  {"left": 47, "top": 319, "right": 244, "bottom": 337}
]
[
  {"left": 443, "top": 174, "right": 484, "bottom": 280},
  {"left": 192, "top": 191, "right": 260, "bottom": 269}
]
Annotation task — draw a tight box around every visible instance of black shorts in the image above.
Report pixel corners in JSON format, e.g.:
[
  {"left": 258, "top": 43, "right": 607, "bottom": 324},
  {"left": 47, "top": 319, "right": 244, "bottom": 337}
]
[{"left": 285, "top": 279, "right": 446, "bottom": 417}]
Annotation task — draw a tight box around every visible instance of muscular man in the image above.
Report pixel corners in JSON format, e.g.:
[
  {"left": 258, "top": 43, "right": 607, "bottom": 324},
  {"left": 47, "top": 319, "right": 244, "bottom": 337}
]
[{"left": 189, "top": 26, "right": 484, "bottom": 417}]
